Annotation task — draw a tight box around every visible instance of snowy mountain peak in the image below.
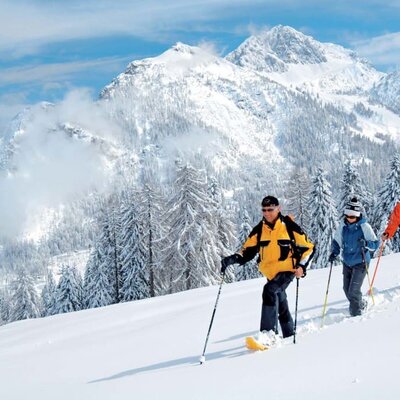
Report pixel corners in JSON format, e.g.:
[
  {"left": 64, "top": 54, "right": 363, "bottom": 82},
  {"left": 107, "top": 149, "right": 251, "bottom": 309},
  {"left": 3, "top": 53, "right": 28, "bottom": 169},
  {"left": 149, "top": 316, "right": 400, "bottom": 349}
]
[
  {"left": 226, "top": 25, "right": 327, "bottom": 73},
  {"left": 225, "top": 25, "right": 383, "bottom": 96},
  {"left": 100, "top": 42, "right": 219, "bottom": 99},
  {"left": 170, "top": 41, "right": 198, "bottom": 55},
  {"left": 154, "top": 41, "right": 219, "bottom": 67}
]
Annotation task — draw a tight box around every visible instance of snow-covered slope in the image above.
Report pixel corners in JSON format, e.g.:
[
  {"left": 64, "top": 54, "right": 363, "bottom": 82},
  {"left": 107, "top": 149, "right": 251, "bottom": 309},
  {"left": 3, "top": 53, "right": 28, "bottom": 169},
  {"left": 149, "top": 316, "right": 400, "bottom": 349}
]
[
  {"left": 1, "top": 253, "right": 400, "bottom": 399},
  {"left": 370, "top": 71, "right": 400, "bottom": 115},
  {"left": 226, "top": 26, "right": 400, "bottom": 144},
  {"left": 101, "top": 42, "right": 286, "bottom": 175}
]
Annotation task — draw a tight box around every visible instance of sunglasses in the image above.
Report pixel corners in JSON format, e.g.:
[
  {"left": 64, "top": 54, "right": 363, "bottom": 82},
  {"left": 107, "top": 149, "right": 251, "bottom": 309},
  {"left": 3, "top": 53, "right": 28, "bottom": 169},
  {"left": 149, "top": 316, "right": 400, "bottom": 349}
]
[
  {"left": 345, "top": 215, "right": 357, "bottom": 220},
  {"left": 262, "top": 207, "right": 277, "bottom": 212}
]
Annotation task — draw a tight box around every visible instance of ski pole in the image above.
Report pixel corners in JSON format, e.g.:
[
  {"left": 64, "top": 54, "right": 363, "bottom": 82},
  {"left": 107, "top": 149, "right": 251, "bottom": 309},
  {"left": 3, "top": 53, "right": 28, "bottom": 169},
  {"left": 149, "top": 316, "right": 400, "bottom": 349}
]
[
  {"left": 368, "top": 240, "right": 385, "bottom": 296},
  {"left": 293, "top": 277, "right": 299, "bottom": 344},
  {"left": 199, "top": 271, "right": 225, "bottom": 364},
  {"left": 320, "top": 261, "right": 334, "bottom": 328},
  {"left": 361, "top": 245, "right": 375, "bottom": 306}
]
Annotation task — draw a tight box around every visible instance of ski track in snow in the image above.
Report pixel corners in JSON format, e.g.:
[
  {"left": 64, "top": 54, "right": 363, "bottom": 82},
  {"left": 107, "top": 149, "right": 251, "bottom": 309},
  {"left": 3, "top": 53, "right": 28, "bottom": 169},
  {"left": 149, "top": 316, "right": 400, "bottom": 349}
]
[{"left": 299, "top": 284, "right": 400, "bottom": 336}]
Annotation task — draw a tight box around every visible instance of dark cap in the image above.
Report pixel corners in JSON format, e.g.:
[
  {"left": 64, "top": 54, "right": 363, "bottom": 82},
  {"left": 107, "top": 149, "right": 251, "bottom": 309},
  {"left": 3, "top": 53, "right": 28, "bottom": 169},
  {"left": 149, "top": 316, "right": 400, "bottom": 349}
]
[{"left": 261, "top": 196, "right": 279, "bottom": 207}]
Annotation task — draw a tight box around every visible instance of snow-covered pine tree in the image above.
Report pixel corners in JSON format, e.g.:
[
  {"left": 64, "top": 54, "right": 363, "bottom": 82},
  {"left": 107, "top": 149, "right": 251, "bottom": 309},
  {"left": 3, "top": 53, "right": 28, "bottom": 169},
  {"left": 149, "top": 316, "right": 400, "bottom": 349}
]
[
  {"left": 0, "top": 293, "right": 4, "bottom": 325},
  {"left": 0, "top": 286, "right": 12, "bottom": 324},
  {"left": 136, "top": 148, "right": 166, "bottom": 296},
  {"left": 95, "top": 202, "right": 123, "bottom": 304},
  {"left": 0, "top": 290, "right": 11, "bottom": 325},
  {"left": 41, "top": 270, "right": 57, "bottom": 316},
  {"left": 308, "top": 168, "right": 338, "bottom": 269},
  {"left": 235, "top": 208, "right": 260, "bottom": 280},
  {"left": 163, "top": 163, "right": 220, "bottom": 293},
  {"left": 107, "top": 199, "right": 123, "bottom": 303},
  {"left": 9, "top": 269, "right": 41, "bottom": 322},
  {"left": 372, "top": 153, "right": 400, "bottom": 252},
  {"left": 285, "top": 167, "right": 312, "bottom": 233},
  {"left": 138, "top": 183, "right": 166, "bottom": 297},
  {"left": 119, "top": 190, "right": 149, "bottom": 302},
  {"left": 207, "top": 176, "right": 236, "bottom": 282},
  {"left": 83, "top": 243, "right": 114, "bottom": 308},
  {"left": 338, "top": 160, "right": 371, "bottom": 217},
  {"left": 53, "top": 265, "right": 83, "bottom": 314}
]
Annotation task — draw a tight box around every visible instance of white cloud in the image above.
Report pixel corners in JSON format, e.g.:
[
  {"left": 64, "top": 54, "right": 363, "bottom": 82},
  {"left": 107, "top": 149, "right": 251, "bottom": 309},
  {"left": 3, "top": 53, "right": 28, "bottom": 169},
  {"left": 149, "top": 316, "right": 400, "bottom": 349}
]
[
  {"left": 0, "top": 57, "right": 132, "bottom": 86},
  {"left": 196, "top": 40, "right": 223, "bottom": 57},
  {"left": 2, "top": 0, "right": 399, "bottom": 59},
  {"left": 0, "top": 89, "right": 124, "bottom": 238},
  {"left": 0, "top": 57, "right": 134, "bottom": 132},
  {"left": 352, "top": 32, "right": 400, "bottom": 68},
  {"left": 0, "top": 0, "right": 267, "bottom": 58}
]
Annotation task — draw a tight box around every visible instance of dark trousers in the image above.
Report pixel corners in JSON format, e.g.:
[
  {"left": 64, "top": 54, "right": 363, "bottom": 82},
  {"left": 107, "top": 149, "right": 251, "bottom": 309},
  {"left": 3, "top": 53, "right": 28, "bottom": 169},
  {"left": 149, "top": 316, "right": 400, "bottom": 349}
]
[
  {"left": 260, "top": 272, "right": 294, "bottom": 337},
  {"left": 343, "top": 263, "right": 367, "bottom": 316}
]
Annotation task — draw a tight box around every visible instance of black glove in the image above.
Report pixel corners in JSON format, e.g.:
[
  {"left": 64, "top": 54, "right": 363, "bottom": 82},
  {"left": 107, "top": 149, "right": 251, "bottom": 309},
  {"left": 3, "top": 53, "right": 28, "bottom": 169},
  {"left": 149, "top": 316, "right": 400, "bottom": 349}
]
[
  {"left": 297, "top": 264, "right": 306, "bottom": 278},
  {"left": 328, "top": 253, "right": 336, "bottom": 263},
  {"left": 221, "top": 254, "right": 241, "bottom": 273},
  {"left": 358, "top": 238, "right": 367, "bottom": 248}
]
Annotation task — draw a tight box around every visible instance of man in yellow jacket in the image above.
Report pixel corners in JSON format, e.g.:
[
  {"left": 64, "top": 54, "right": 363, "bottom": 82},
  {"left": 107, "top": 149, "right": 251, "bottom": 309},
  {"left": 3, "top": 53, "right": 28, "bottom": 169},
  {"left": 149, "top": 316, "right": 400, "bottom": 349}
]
[{"left": 221, "top": 196, "right": 314, "bottom": 338}]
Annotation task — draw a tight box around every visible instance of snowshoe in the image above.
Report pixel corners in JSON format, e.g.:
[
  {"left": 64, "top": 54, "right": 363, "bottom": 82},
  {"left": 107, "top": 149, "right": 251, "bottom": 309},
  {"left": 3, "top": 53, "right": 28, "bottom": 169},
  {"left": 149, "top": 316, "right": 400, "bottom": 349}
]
[
  {"left": 245, "top": 330, "right": 277, "bottom": 351},
  {"left": 245, "top": 336, "right": 269, "bottom": 351}
]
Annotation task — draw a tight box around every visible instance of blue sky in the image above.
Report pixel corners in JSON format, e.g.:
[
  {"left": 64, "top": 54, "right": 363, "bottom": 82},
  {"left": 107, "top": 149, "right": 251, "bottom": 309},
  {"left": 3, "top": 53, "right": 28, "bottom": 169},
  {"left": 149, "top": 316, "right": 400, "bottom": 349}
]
[{"left": 1, "top": 0, "right": 399, "bottom": 131}]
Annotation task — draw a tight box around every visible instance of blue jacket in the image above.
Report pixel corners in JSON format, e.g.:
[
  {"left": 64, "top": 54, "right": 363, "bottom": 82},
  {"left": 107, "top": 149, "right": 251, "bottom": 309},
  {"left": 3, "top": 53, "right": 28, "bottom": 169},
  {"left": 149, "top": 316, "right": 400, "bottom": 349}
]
[{"left": 331, "top": 216, "right": 379, "bottom": 267}]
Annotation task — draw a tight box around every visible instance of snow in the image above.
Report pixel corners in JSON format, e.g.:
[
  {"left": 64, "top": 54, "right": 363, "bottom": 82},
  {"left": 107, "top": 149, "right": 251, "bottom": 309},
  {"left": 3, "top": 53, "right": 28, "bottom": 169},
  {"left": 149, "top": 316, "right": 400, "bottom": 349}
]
[
  {"left": 47, "top": 249, "right": 90, "bottom": 283},
  {"left": 22, "top": 206, "right": 58, "bottom": 243},
  {"left": 1, "top": 253, "right": 400, "bottom": 399},
  {"left": 319, "top": 93, "right": 400, "bottom": 143}
]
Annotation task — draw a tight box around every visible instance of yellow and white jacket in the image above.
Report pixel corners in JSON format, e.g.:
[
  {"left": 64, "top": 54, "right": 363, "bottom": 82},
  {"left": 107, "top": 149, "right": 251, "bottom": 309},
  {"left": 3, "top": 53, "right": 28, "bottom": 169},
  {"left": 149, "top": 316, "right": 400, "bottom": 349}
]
[{"left": 238, "top": 215, "right": 314, "bottom": 280}]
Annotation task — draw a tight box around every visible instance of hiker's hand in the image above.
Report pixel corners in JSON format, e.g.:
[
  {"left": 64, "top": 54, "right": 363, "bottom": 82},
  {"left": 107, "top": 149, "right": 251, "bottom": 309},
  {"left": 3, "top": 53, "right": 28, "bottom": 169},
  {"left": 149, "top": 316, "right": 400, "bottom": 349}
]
[
  {"left": 221, "top": 254, "right": 241, "bottom": 273},
  {"left": 294, "top": 266, "right": 304, "bottom": 278},
  {"left": 358, "top": 238, "right": 366, "bottom": 248},
  {"left": 328, "top": 253, "right": 336, "bottom": 263},
  {"left": 381, "top": 232, "right": 389, "bottom": 240}
]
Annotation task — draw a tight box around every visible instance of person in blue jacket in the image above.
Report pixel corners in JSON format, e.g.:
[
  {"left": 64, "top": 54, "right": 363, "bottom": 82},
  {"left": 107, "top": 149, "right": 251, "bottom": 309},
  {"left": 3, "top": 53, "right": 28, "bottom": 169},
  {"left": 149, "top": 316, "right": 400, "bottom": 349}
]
[{"left": 329, "top": 198, "right": 379, "bottom": 316}]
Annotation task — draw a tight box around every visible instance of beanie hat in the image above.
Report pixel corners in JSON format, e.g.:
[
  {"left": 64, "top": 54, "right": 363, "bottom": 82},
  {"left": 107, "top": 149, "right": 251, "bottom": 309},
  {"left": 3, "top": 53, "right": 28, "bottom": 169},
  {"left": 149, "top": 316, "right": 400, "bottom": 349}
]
[
  {"left": 261, "top": 195, "right": 279, "bottom": 207},
  {"left": 344, "top": 197, "right": 362, "bottom": 217}
]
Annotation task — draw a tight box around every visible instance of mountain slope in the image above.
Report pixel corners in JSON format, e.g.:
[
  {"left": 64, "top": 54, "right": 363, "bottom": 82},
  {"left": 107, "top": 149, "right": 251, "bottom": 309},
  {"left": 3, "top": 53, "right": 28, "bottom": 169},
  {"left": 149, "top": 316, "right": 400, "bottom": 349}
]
[
  {"left": 99, "top": 37, "right": 397, "bottom": 186},
  {"left": 1, "top": 252, "right": 400, "bottom": 399},
  {"left": 370, "top": 71, "right": 400, "bottom": 115},
  {"left": 100, "top": 42, "right": 286, "bottom": 174}
]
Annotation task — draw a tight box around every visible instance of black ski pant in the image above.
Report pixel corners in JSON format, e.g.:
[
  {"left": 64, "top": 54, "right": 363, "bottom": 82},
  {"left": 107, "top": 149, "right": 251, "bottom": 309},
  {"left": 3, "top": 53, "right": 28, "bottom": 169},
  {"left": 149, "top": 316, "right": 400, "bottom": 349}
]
[
  {"left": 260, "top": 272, "right": 295, "bottom": 337},
  {"left": 343, "top": 263, "right": 367, "bottom": 316}
]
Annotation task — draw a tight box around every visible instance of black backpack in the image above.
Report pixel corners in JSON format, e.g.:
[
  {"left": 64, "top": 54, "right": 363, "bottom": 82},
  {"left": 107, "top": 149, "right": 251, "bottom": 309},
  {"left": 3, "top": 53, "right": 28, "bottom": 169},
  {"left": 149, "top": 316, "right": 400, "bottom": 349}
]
[{"left": 254, "top": 215, "right": 307, "bottom": 265}]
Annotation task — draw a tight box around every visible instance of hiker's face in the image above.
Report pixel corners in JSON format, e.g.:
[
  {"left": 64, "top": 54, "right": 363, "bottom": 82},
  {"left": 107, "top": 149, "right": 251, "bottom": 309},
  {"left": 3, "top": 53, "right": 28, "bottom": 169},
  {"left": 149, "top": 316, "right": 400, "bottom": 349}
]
[
  {"left": 262, "top": 206, "right": 280, "bottom": 223},
  {"left": 345, "top": 215, "right": 357, "bottom": 224}
]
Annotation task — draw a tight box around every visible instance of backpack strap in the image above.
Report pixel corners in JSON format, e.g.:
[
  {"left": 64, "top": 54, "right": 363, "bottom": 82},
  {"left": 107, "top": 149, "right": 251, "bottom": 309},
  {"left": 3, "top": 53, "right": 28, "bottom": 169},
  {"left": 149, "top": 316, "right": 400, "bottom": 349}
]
[
  {"left": 254, "top": 216, "right": 308, "bottom": 266},
  {"left": 281, "top": 215, "right": 305, "bottom": 265},
  {"left": 255, "top": 220, "right": 263, "bottom": 252}
]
